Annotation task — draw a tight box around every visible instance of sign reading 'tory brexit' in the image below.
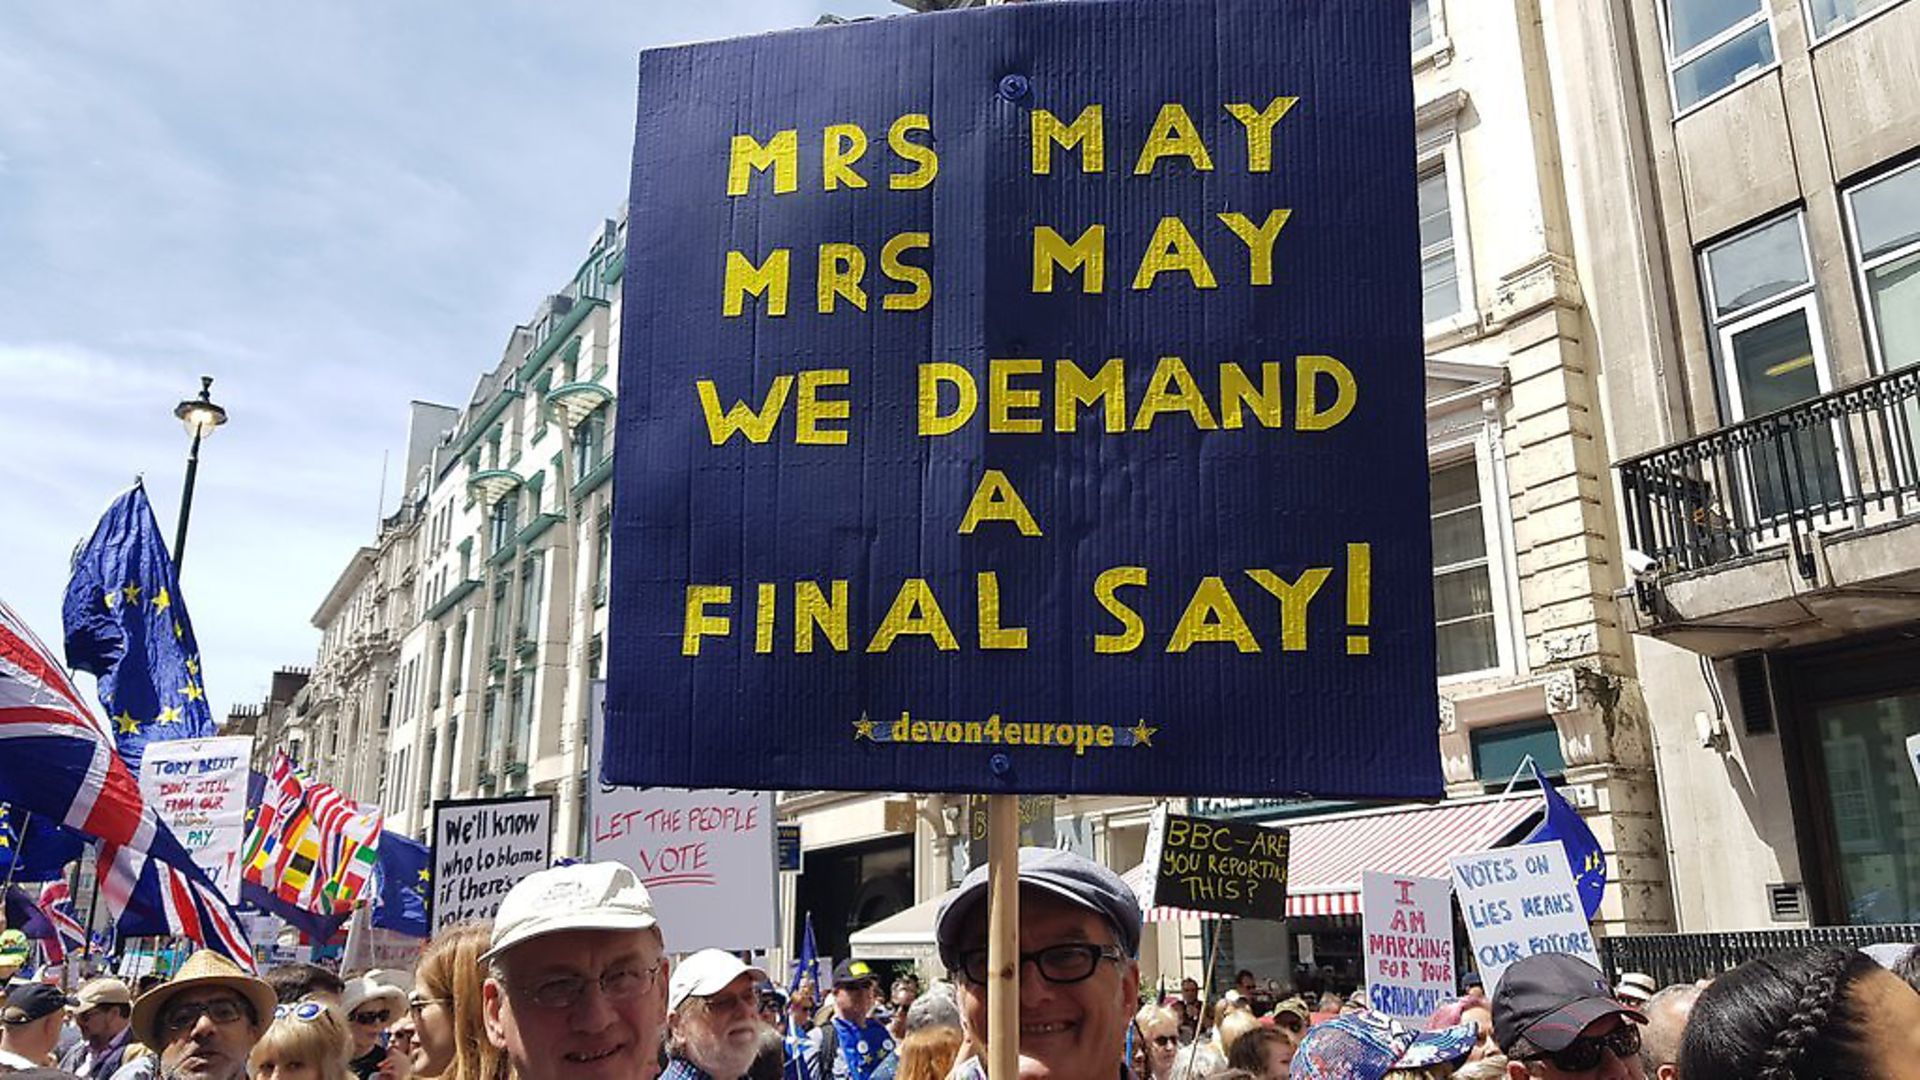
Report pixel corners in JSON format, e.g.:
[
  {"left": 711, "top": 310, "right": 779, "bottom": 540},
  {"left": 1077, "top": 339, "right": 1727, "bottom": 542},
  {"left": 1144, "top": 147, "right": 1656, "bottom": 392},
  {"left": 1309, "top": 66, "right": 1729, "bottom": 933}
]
[
  {"left": 1451, "top": 841, "right": 1598, "bottom": 992},
  {"left": 605, "top": 0, "right": 1437, "bottom": 799}
]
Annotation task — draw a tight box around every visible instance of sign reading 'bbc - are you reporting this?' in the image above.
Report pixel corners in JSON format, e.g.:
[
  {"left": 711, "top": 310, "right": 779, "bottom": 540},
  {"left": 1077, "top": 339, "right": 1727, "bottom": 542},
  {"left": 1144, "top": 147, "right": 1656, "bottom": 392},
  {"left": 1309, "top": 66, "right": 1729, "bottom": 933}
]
[
  {"left": 605, "top": 0, "right": 1437, "bottom": 799},
  {"left": 431, "top": 796, "right": 552, "bottom": 933}
]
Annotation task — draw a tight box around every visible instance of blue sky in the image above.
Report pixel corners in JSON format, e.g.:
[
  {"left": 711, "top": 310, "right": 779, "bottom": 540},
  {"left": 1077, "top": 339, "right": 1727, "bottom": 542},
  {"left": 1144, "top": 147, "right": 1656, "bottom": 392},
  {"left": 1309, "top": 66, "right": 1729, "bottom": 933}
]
[{"left": 0, "top": 0, "right": 900, "bottom": 720}]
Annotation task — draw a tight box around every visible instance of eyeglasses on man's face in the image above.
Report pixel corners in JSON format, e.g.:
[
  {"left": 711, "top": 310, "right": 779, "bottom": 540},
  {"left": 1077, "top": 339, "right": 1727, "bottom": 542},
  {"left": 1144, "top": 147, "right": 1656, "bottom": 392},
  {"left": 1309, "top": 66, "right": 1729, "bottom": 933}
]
[
  {"left": 957, "top": 942, "right": 1125, "bottom": 986},
  {"left": 513, "top": 962, "right": 663, "bottom": 1010},
  {"left": 1524, "top": 1024, "right": 1641, "bottom": 1072},
  {"left": 163, "top": 997, "right": 249, "bottom": 1034}
]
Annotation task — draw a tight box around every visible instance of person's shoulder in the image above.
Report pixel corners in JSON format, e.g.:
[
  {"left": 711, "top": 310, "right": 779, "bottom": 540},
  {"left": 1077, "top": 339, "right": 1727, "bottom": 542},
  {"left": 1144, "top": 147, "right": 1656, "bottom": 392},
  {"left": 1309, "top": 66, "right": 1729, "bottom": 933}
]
[{"left": 104, "top": 1055, "right": 151, "bottom": 1080}]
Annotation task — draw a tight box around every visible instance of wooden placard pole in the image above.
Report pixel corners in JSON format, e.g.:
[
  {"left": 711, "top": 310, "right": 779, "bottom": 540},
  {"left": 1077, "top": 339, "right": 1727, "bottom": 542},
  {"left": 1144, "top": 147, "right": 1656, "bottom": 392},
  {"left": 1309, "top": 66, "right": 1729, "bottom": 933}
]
[
  {"left": 1177, "top": 918, "right": 1227, "bottom": 1080},
  {"left": 986, "top": 793, "right": 1020, "bottom": 1080}
]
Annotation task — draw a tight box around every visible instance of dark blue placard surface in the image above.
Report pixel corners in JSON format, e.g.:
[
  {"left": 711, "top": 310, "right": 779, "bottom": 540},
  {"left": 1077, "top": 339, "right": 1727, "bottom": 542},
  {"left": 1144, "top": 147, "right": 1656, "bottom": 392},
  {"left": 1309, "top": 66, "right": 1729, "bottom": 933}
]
[{"left": 607, "top": 0, "right": 1440, "bottom": 799}]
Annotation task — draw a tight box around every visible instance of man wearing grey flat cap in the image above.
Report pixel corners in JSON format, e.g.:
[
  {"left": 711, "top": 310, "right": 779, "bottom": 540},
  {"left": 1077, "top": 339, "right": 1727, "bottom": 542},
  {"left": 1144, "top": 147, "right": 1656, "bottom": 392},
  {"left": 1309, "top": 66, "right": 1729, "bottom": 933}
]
[{"left": 935, "top": 847, "right": 1142, "bottom": 1080}]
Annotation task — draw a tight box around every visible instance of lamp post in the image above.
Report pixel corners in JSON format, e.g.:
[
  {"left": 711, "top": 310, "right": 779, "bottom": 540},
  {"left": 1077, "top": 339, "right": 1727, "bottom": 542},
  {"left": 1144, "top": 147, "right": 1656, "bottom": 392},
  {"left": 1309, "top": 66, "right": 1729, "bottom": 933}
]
[{"left": 172, "top": 375, "right": 228, "bottom": 575}]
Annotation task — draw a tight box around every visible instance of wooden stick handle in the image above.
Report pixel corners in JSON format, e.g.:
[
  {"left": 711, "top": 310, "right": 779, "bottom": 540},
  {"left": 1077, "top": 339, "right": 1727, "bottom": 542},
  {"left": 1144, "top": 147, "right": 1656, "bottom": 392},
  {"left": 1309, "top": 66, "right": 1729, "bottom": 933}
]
[{"left": 986, "top": 794, "right": 1021, "bottom": 1080}]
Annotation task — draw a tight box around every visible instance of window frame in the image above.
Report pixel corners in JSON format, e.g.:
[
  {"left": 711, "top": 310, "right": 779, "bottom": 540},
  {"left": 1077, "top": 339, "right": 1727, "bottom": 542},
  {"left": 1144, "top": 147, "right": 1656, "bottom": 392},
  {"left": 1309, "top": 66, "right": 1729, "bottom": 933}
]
[
  {"left": 1429, "top": 437, "right": 1514, "bottom": 683},
  {"left": 1658, "top": 0, "right": 1780, "bottom": 117},
  {"left": 1417, "top": 134, "right": 1476, "bottom": 340},
  {"left": 1411, "top": 0, "right": 1451, "bottom": 61},
  {"left": 1843, "top": 157, "right": 1920, "bottom": 375},
  {"left": 1803, "top": 0, "right": 1912, "bottom": 42},
  {"left": 1701, "top": 212, "right": 1833, "bottom": 422}
]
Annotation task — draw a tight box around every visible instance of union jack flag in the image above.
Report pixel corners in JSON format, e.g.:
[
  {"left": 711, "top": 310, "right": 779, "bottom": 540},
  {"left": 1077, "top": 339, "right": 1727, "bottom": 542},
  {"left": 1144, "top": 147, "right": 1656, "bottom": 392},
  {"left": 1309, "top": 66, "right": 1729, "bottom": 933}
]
[
  {"left": 35, "top": 881, "right": 84, "bottom": 963},
  {"left": 0, "top": 597, "right": 253, "bottom": 969}
]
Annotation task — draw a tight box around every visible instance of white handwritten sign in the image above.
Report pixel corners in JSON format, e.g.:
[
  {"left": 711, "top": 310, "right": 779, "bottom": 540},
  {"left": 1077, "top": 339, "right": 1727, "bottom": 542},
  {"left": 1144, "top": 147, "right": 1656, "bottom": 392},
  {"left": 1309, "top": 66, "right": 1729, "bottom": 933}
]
[
  {"left": 1450, "top": 841, "right": 1597, "bottom": 993},
  {"left": 1361, "top": 871, "right": 1455, "bottom": 1025},
  {"left": 430, "top": 796, "right": 552, "bottom": 933},
  {"left": 138, "top": 736, "right": 252, "bottom": 902},
  {"left": 588, "top": 682, "right": 775, "bottom": 952}
]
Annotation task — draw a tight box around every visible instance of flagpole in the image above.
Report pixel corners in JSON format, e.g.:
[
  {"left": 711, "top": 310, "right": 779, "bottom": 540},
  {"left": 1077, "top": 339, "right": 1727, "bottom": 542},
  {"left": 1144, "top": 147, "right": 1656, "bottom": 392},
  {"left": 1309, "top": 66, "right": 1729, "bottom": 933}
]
[{"left": 1, "top": 808, "right": 30, "bottom": 896}]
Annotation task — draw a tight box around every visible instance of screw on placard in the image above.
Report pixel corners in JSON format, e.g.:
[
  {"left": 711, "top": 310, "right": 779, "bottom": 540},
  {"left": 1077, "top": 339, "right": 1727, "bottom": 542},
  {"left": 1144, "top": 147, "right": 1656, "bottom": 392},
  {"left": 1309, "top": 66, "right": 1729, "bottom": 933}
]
[
  {"left": 997, "top": 75, "right": 1031, "bottom": 102},
  {"left": 989, "top": 753, "right": 1012, "bottom": 777}
]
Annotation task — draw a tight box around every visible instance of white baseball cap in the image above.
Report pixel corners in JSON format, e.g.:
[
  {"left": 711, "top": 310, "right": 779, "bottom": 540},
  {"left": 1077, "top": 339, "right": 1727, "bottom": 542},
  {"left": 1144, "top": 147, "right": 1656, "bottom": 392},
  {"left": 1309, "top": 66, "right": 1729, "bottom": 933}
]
[
  {"left": 668, "top": 949, "right": 767, "bottom": 1011},
  {"left": 482, "top": 862, "right": 660, "bottom": 962}
]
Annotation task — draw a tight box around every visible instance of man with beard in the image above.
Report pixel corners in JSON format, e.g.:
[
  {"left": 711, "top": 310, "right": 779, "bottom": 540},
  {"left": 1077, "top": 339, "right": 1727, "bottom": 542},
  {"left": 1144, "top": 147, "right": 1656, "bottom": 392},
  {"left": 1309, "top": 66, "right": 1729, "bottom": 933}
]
[
  {"left": 122, "top": 951, "right": 275, "bottom": 1080},
  {"left": 663, "top": 951, "right": 774, "bottom": 1080}
]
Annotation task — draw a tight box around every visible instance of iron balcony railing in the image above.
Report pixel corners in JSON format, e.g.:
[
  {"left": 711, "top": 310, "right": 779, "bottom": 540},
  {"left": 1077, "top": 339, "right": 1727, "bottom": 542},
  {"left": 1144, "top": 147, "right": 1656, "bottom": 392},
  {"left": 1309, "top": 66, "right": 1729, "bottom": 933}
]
[
  {"left": 1617, "top": 366, "right": 1920, "bottom": 581},
  {"left": 1600, "top": 925, "right": 1920, "bottom": 987}
]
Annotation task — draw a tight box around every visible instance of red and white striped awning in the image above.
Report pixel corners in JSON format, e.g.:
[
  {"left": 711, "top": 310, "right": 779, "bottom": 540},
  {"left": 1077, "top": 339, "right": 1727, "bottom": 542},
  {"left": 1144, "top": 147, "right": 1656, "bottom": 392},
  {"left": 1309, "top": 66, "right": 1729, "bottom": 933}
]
[{"left": 1126, "top": 795, "right": 1541, "bottom": 921}]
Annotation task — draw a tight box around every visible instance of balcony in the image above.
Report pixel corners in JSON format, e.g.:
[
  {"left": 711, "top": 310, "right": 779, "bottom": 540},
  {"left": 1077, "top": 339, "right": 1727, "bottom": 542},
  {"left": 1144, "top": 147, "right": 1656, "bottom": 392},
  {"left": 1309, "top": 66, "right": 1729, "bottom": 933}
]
[{"left": 1617, "top": 366, "right": 1920, "bottom": 656}]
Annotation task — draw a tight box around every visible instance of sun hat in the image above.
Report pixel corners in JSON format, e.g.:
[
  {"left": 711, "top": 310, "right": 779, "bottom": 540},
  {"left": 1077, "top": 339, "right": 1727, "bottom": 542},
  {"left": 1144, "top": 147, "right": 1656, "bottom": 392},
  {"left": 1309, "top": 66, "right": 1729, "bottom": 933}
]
[
  {"left": 341, "top": 973, "right": 407, "bottom": 1018},
  {"left": 934, "top": 847, "right": 1142, "bottom": 969},
  {"left": 130, "top": 950, "right": 275, "bottom": 1052},
  {"left": 668, "top": 949, "right": 767, "bottom": 1011},
  {"left": 0, "top": 931, "right": 28, "bottom": 967},
  {"left": 1492, "top": 953, "right": 1647, "bottom": 1054},
  {"left": 481, "top": 861, "right": 659, "bottom": 962},
  {"left": 1290, "top": 1011, "right": 1479, "bottom": 1080}
]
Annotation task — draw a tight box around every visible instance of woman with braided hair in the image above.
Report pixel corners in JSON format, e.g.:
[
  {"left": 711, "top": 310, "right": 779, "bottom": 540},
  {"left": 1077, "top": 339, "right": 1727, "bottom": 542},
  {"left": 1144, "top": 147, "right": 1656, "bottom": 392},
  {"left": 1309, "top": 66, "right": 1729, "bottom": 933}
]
[{"left": 1678, "top": 946, "right": 1920, "bottom": 1079}]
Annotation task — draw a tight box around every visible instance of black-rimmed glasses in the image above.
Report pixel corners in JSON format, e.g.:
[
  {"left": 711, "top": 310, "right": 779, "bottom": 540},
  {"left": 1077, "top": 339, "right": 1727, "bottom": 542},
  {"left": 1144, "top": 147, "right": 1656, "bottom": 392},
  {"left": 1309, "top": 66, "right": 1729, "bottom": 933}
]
[{"left": 956, "top": 943, "right": 1124, "bottom": 986}]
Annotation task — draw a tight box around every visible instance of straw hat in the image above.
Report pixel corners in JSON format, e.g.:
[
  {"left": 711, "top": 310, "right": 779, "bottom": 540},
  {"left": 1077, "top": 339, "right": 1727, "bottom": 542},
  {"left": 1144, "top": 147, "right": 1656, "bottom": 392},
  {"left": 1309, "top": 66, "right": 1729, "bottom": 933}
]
[{"left": 130, "top": 951, "right": 275, "bottom": 1052}]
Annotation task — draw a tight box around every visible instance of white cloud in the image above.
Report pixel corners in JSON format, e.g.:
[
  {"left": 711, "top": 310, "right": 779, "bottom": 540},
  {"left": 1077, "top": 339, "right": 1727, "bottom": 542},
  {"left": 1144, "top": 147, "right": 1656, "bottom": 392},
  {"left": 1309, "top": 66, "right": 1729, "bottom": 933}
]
[{"left": 0, "top": 0, "right": 903, "bottom": 720}]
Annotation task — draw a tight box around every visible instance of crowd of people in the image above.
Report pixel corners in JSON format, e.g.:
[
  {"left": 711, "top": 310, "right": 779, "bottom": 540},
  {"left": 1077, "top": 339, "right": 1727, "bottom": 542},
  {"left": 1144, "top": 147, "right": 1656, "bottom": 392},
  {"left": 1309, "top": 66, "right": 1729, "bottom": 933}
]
[{"left": 4, "top": 846, "right": 1920, "bottom": 1079}]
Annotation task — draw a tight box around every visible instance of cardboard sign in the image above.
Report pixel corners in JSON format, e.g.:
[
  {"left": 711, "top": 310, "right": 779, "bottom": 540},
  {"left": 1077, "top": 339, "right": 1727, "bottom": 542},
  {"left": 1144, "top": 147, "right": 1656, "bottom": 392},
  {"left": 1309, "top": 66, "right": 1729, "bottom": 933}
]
[
  {"left": 957, "top": 795, "right": 1056, "bottom": 876},
  {"left": 1361, "top": 871, "right": 1456, "bottom": 1024},
  {"left": 1140, "top": 810, "right": 1289, "bottom": 919},
  {"left": 1450, "top": 841, "right": 1598, "bottom": 992},
  {"left": 589, "top": 786, "right": 777, "bottom": 952},
  {"left": 430, "top": 796, "right": 552, "bottom": 933},
  {"left": 603, "top": 0, "right": 1438, "bottom": 799},
  {"left": 1906, "top": 733, "right": 1920, "bottom": 790},
  {"left": 138, "top": 736, "right": 252, "bottom": 902}
]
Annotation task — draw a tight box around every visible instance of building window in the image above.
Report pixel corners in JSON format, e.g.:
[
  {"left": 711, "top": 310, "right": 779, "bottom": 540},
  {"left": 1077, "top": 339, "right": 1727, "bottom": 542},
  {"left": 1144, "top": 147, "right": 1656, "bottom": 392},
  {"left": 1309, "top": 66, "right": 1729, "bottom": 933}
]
[
  {"left": 594, "top": 513, "right": 612, "bottom": 607},
  {"left": 1471, "top": 720, "right": 1566, "bottom": 789},
  {"left": 1419, "top": 166, "right": 1463, "bottom": 326},
  {"left": 1701, "top": 213, "right": 1843, "bottom": 519},
  {"left": 489, "top": 579, "right": 511, "bottom": 659},
  {"left": 488, "top": 494, "right": 519, "bottom": 556},
  {"left": 574, "top": 405, "right": 609, "bottom": 480},
  {"left": 1806, "top": 0, "right": 1905, "bottom": 39},
  {"left": 1412, "top": 0, "right": 1435, "bottom": 50},
  {"left": 508, "top": 673, "right": 533, "bottom": 768},
  {"left": 1846, "top": 160, "right": 1920, "bottom": 373},
  {"left": 1431, "top": 458, "right": 1500, "bottom": 677},
  {"left": 1663, "top": 0, "right": 1774, "bottom": 112},
  {"left": 518, "top": 553, "right": 544, "bottom": 640}
]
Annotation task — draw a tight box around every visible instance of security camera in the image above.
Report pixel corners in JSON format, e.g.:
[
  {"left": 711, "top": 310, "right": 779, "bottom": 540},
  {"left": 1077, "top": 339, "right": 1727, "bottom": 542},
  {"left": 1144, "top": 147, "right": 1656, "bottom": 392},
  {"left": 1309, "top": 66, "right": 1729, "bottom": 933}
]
[{"left": 1624, "top": 549, "right": 1658, "bottom": 578}]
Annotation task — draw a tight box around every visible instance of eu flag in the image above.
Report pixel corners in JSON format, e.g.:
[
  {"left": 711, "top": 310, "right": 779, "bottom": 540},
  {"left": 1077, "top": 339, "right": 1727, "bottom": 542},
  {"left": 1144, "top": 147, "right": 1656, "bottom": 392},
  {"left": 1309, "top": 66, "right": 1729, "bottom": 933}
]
[
  {"left": 1524, "top": 762, "right": 1607, "bottom": 920},
  {"left": 371, "top": 833, "right": 430, "bottom": 937},
  {"left": 61, "top": 484, "right": 215, "bottom": 772},
  {"left": 0, "top": 804, "right": 87, "bottom": 883}
]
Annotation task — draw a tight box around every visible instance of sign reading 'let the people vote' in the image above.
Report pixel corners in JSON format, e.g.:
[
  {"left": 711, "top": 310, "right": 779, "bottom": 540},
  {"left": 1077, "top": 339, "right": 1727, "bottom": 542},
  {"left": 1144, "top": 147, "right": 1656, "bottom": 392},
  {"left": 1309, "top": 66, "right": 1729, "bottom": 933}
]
[{"left": 605, "top": 0, "right": 1437, "bottom": 798}]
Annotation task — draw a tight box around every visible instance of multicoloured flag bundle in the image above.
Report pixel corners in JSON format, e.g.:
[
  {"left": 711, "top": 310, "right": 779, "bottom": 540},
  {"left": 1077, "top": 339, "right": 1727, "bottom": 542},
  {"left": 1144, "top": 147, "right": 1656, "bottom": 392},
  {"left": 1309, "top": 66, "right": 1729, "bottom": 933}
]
[{"left": 242, "top": 752, "right": 383, "bottom": 915}]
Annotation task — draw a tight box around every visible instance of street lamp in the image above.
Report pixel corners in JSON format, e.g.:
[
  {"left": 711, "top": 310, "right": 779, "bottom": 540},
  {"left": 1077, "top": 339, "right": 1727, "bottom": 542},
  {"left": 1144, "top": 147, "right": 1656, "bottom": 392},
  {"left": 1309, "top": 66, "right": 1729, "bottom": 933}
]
[{"left": 172, "top": 375, "right": 228, "bottom": 575}]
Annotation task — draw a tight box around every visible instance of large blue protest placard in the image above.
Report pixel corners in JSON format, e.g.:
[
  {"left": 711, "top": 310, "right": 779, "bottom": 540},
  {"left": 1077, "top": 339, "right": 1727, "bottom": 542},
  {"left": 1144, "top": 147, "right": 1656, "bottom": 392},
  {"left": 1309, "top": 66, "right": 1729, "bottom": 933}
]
[{"left": 606, "top": 0, "right": 1438, "bottom": 798}]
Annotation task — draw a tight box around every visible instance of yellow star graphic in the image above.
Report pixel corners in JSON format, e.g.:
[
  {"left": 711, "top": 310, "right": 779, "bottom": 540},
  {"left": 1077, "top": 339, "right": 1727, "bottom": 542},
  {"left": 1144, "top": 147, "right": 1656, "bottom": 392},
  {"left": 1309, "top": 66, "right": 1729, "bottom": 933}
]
[
  {"left": 181, "top": 683, "right": 205, "bottom": 703},
  {"left": 157, "top": 705, "right": 182, "bottom": 725},
  {"left": 152, "top": 587, "right": 171, "bottom": 614},
  {"left": 0, "top": 832, "right": 11, "bottom": 849},
  {"left": 122, "top": 583, "right": 141, "bottom": 605},
  {"left": 115, "top": 711, "right": 140, "bottom": 735},
  {"left": 1128, "top": 719, "right": 1158, "bottom": 748},
  {"left": 853, "top": 714, "right": 877, "bottom": 741},
  {"left": 185, "top": 657, "right": 200, "bottom": 677},
  {"left": 173, "top": 621, "right": 184, "bottom": 640},
  {"left": 418, "top": 868, "right": 431, "bottom": 882}
]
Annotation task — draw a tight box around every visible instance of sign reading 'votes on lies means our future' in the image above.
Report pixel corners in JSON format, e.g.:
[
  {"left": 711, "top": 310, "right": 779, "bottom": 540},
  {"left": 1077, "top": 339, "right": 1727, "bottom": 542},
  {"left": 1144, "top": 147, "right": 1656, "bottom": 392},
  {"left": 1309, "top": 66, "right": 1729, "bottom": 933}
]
[
  {"left": 1451, "top": 841, "right": 1599, "bottom": 993},
  {"left": 431, "top": 796, "right": 552, "bottom": 934},
  {"left": 604, "top": 0, "right": 1438, "bottom": 799},
  {"left": 1141, "top": 810, "right": 1290, "bottom": 919}
]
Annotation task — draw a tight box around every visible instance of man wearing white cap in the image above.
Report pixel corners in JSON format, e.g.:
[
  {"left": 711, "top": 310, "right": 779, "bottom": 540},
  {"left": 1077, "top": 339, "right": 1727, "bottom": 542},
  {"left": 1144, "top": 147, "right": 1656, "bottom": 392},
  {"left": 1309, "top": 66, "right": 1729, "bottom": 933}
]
[
  {"left": 59, "top": 978, "right": 148, "bottom": 1079},
  {"left": 481, "top": 862, "right": 671, "bottom": 1080},
  {"left": 662, "top": 950, "right": 776, "bottom": 1080}
]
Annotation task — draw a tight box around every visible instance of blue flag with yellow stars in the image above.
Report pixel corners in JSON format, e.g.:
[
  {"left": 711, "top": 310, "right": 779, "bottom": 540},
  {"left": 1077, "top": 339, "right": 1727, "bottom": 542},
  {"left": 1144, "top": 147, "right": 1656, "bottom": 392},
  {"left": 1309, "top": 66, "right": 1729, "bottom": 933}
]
[
  {"left": 0, "top": 804, "right": 87, "bottom": 883},
  {"left": 61, "top": 483, "right": 215, "bottom": 771},
  {"left": 1524, "top": 761, "right": 1608, "bottom": 921},
  {"left": 372, "top": 832, "right": 430, "bottom": 937}
]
